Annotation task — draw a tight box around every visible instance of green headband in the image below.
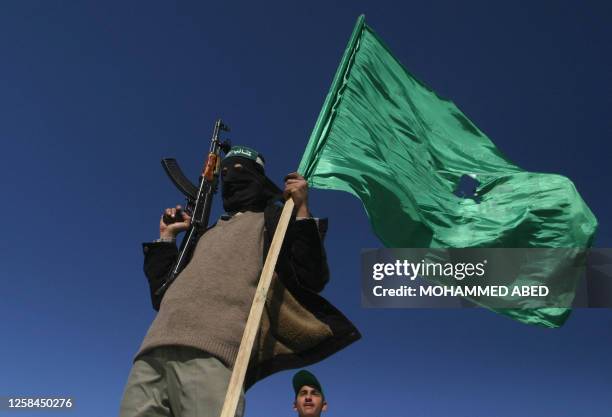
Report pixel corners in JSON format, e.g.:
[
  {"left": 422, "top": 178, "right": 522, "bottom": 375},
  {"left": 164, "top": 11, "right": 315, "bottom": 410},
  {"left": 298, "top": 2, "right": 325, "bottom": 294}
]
[{"left": 224, "top": 145, "right": 265, "bottom": 168}]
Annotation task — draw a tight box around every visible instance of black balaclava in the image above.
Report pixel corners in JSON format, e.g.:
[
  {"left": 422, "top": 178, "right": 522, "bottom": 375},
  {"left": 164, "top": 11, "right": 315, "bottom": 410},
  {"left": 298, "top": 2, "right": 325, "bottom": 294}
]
[{"left": 221, "top": 155, "right": 281, "bottom": 214}]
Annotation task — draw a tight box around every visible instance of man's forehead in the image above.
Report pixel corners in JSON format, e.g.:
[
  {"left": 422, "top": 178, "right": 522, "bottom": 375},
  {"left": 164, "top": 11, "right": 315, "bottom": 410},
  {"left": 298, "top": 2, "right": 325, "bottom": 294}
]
[
  {"left": 223, "top": 161, "right": 244, "bottom": 167},
  {"left": 221, "top": 156, "right": 263, "bottom": 174},
  {"left": 297, "top": 384, "right": 321, "bottom": 393}
]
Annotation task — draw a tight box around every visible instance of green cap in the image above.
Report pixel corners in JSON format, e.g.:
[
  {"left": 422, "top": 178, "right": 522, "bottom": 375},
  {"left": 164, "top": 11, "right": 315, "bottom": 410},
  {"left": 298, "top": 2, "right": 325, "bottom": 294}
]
[
  {"left": 292, "top": 370, "right": 323, "bottom": 397},
  {"left": 224, "top": 145, "right": 265, "bottom": 168}
]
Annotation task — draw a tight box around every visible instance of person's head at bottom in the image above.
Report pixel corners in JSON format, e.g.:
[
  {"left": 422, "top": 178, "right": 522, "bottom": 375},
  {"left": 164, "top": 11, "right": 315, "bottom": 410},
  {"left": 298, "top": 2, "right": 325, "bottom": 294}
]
[{"left": 292, "top": 370, "right": 327, "bottom": 417}]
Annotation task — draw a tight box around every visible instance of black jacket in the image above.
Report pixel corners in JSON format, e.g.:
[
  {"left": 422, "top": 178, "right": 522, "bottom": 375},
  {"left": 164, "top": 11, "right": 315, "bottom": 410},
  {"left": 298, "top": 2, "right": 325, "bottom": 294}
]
[{"left": 142, "top": 202, "right": 361, "bottom": 389}]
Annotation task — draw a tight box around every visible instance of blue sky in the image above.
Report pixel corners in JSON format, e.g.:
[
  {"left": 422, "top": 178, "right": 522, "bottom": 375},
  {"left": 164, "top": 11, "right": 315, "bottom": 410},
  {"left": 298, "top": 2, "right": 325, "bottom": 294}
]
[{"left": 1, "top": 1, "right": 611, "bottom": 416}]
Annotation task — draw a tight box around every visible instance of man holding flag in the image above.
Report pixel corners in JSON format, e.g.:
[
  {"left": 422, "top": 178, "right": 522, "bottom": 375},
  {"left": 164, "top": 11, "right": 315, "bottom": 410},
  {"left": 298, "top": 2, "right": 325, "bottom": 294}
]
[
  {"left": 119, "top": 147, "right": 360, "bottom": 417},
  {"left": 122, "top": 11, "right": 596, "bottom": 417}
]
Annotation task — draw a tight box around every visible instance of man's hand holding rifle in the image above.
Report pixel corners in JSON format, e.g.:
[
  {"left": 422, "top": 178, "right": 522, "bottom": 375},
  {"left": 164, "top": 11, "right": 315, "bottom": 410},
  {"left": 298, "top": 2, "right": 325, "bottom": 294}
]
[{"left": 159, "top": 205, "right": 191, "bottom": 242}]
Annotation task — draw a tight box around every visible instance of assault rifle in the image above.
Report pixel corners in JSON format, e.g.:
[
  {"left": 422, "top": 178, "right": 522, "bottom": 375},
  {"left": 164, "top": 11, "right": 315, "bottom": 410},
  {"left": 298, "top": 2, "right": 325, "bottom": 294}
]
[{"left": 155, "top": 119, "right": 231, "bottom": 297}]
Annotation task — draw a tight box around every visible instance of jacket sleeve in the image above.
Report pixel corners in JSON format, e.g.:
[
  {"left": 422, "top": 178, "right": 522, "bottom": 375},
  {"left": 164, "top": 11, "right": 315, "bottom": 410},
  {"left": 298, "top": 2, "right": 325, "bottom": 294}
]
[
  {"left": 142, "top": 241, "right": 178, "bottom": 311},
  {"left": 264, "top": 203, "right": 331, "bottom": 293},
  {"left": 285, "top": 218, "right": 330, "bottom": 293}
]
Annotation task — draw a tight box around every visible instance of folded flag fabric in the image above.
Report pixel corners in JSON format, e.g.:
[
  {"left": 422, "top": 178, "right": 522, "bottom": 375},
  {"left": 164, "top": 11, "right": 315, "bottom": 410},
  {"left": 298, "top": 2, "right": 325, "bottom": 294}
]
[{"left": 298, "top": 15, "right": 597, "bottom": 328}]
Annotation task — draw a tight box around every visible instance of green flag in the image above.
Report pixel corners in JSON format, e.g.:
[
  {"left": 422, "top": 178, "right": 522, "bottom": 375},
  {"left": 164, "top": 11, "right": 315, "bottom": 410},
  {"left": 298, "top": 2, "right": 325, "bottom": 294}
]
[{"left": 298, "top": 15, "right": 597, "bottom": 328}]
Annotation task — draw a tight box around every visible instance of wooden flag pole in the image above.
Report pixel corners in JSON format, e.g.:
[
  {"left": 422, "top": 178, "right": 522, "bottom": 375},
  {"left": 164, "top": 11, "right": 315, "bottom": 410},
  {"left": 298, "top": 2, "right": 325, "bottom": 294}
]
[{"left": 219, "top": 197, "right": 295, "bottom": 417}]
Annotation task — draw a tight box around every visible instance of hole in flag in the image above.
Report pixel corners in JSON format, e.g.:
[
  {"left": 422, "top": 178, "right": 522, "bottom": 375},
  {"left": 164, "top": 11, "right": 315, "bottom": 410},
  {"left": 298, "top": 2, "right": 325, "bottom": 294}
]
[{"left": 454, "top": 174, "right": 482, "bottom": 203}]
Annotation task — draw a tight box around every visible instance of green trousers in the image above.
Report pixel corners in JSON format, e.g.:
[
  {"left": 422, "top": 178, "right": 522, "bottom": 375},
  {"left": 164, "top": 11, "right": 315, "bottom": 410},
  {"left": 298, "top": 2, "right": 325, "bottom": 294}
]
[{"left": 119, "top": 346, "right": 245, "bottom": 417}]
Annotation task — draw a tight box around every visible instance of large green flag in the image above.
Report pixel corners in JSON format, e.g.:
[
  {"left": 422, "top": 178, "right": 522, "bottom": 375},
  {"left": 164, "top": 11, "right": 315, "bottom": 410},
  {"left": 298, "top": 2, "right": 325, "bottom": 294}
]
[{"left": 298, "top": 15, "right": 597, "bottom": 327}]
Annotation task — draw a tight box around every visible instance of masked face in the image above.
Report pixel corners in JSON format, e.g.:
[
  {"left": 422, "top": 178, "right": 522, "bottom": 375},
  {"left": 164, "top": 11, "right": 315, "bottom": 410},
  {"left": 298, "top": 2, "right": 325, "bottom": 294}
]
[{"left": 221, "top": 157, "right": 269, "bottom": 213}]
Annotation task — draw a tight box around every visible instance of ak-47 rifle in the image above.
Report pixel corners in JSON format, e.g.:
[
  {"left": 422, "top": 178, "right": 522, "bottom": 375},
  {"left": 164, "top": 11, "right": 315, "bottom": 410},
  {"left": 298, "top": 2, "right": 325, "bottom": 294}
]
[{"left": 155, "top": 119, "right": 231, "bottom": 298}]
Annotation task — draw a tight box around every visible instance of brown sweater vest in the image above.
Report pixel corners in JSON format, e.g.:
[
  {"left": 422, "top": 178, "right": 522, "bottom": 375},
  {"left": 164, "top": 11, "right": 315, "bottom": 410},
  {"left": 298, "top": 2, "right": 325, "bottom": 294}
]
[{"left": 136, "top": 211, "right": 264, "bottom": 367}]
